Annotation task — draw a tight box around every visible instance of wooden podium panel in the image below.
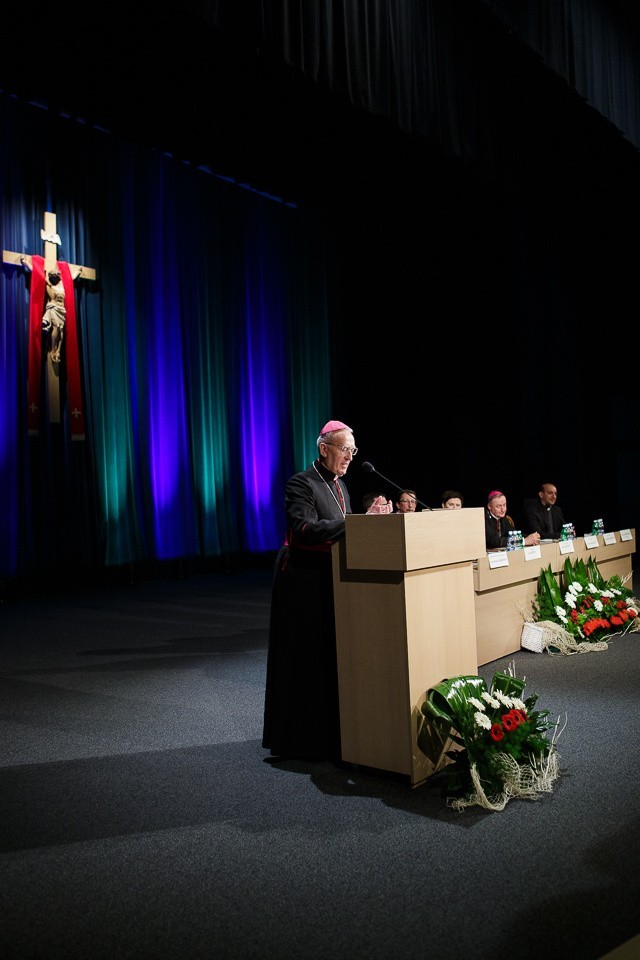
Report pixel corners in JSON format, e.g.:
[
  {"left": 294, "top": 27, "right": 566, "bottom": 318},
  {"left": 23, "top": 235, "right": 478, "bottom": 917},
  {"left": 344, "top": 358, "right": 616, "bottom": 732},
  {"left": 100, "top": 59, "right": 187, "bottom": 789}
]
[
  {"left": 344, "top": 508, "right": 486, "bottom": 571},
  {"left": 333, "top": 510, "right": 484, "bottom": 785},
  {"left": 473, "top": 542, "right": 558, "bottom": 666},
  {"left": 474, "top": 530, "right": 636, "bottom": 665}
]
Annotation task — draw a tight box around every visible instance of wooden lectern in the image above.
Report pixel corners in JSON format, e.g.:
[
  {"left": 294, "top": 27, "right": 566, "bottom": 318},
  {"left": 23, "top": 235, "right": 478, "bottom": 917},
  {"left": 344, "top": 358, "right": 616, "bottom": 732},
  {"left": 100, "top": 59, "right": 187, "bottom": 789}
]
[{"left": 332, "top": 508, "right": 486, "bottom": 786}]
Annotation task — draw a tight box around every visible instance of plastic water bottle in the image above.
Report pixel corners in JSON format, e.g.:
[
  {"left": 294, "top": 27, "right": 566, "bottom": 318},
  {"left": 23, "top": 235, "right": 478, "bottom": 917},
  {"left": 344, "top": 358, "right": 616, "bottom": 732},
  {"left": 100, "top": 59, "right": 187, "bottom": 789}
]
[
  {"left": 506, "top": 530, "right": 515, "bottom": 551},
  {"left": 513, "top": 530, "right": 524, "bottom": 550}
]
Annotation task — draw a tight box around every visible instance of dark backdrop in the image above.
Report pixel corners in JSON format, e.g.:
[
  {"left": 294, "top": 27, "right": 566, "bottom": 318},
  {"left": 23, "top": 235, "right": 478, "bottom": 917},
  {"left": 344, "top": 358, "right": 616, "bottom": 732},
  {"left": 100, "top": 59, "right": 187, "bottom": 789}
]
[{"left": 2, "top": 0, "right": 640, "bottom": 584}]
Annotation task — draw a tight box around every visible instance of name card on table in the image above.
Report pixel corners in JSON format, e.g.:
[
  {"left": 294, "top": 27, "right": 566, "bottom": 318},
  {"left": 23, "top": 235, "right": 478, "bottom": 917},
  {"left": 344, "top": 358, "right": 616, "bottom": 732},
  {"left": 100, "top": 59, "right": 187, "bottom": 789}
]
[
  {"left": 620, "top": 528, "right": 633, "bottom": 542},
  {"left": 524, "top": 545, "right": 542, "bottom": 561},
  {"left": 583, "top": 534, "right": 599, "bottom": 549},
  {"left": 559, "top": 539, "right": 575, "bottom": 555},
  {"left": 603, "top": 531, "right": 617, "bottom": 545},
  {"left": 488, "top": 550, "right": 509, "bottom": 569}
]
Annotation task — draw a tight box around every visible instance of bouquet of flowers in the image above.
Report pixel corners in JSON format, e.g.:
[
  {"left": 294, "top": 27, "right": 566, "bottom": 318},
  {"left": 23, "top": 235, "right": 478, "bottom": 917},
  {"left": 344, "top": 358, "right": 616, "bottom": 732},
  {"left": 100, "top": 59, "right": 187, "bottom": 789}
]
[
  {"left": 417, "top": 665, "right": 562, "bottom": 812},
  {"left": 532, "top": 556, "right": 638, "bottom": 649}
]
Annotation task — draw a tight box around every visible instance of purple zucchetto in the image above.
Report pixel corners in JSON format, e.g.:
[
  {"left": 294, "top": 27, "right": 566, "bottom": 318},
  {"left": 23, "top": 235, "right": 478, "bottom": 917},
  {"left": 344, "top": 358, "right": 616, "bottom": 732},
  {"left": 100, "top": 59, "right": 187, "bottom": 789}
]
[{"left": 319, "top": 420, "right": 351, "bottom": 435}]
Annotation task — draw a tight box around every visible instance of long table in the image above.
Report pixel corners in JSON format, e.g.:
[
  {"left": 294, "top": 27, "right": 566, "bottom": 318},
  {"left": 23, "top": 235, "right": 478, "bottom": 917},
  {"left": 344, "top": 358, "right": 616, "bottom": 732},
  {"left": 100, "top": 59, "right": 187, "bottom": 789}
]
[{"left": 473, "top": 530, "right": 636, "bottom": 665}]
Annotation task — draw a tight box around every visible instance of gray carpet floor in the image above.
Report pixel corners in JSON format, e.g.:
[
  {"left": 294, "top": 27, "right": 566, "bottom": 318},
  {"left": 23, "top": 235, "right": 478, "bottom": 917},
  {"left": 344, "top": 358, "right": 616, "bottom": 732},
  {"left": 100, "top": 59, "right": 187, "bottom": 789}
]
[{"left": 1, "top": 566, "right": 638, "bottom": 960}]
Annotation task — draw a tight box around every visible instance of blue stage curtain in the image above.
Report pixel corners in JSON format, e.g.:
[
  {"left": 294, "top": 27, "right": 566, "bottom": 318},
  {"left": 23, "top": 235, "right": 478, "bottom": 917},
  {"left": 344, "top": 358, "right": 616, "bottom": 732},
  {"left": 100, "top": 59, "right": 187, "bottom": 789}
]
[{"left": 0, "top": 93, "right": 331, "bottom": 578}]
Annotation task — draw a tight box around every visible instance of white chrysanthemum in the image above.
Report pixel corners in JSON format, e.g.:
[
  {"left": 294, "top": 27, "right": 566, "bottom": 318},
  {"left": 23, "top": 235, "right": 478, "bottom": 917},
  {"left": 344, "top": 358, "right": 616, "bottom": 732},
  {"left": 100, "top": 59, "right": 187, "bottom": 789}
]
[
  {"left": 469, "top": 697, "right": 485, "bottom": 711},
  {"left": 564, "top": 593, "right": 576, "bottom": 609},
  {"left": 474, "top": 711, "right": 492, "bottom": 730},
  {"left": 512, "top": 697, "right": 526, "bottom": 710},
  {"left": 594, "top": 599, "right": 603, "bottom": 612},
  {"left": 601, "top": 590, "right": 614, "bottom": 599},
  {"left": 611, "top": 588, "right": 621, "bottom": 596},
  {"left": 481, "top": 691, "right": 500, "bottom": 708},
  {"left": 568, "top": 582, "right": 583, "bottom": 595},
  {"left": 587, "top": 582, "right": 598, "bottom": 594}
]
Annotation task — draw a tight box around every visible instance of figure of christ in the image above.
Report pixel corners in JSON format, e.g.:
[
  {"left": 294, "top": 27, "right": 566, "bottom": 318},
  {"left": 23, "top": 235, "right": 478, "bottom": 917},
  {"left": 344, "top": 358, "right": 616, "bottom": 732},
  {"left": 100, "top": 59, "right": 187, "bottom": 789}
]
[
  {"left": 43, "top": 269, "right": 66, "bottom": 363},
  {"left": 21, "top": 257, "right": 82, "bottom": 364}
]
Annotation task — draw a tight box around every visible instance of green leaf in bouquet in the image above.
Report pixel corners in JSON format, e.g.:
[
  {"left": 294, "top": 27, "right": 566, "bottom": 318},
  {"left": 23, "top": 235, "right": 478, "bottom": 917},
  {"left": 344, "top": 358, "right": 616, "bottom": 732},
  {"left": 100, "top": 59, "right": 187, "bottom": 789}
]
[
  {"left": 532, "top": 565, "right": 563, "bottom": 622},
  {"left": 563, "top": 556, "right": 585, "bottom": 590},
  {"left": 587, "top": 556, "right": 605, "bottom": 588},
  {"left": 421, "top": 675, "right": 487, "bottom": 727},
  {"left": 416, "top": 710, "right": 461, "bottom": 767},
  {"left": 540, "top": 565, "right": 562, "bottom": 606},
  {"left": 491, "top": 671, "right": 525, "bottom": 699}
]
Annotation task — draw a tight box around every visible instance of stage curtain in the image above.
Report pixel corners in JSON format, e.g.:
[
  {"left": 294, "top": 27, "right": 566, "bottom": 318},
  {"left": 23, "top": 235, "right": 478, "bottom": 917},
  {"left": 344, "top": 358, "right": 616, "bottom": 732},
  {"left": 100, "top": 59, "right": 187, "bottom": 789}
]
[
  {"left": 0, "top": 93, "right": 331, "bottom": 579},
  {"left": 257, "top": 0, "right": 640, "bottom": 156}
]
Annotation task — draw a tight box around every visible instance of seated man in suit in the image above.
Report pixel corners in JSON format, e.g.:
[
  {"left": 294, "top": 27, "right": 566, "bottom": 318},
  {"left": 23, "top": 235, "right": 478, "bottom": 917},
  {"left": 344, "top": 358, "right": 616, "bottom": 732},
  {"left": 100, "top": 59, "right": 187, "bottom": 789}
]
[
  {"left": 485, "top": 490, "right": 540, "bottom": 549},
  {"left": 524, "top": 483, "right": 566, "bottom": 539}
]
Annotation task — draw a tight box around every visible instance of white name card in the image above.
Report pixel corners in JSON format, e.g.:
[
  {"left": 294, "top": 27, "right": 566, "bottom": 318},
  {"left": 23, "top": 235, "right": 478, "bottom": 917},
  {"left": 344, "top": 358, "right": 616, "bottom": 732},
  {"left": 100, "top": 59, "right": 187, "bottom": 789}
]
[
  {"left": 559, "top": 539, "right": 575, "bottom": 555},
  {"left": 524, "top": 545, "right": 541, "bottom": 561},
  {"left": 583, "top": 534, "right": 599, "bottom": 549},
  {"left": 603, "top": 531, "right": 617, "bottom": 545},
  {"left": 620, "top": 528, "right": 633, "bottom": 542},
  {"left": 488, "top": 550, "right": 509, "bottom": 568}
]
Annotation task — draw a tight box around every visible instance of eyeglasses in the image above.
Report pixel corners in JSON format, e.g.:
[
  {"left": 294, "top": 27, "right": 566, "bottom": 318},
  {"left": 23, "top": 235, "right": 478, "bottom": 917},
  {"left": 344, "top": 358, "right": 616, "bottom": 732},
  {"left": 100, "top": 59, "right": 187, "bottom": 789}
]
[{"left": 323, "top": 442, "right": 358, "bottom": 457}]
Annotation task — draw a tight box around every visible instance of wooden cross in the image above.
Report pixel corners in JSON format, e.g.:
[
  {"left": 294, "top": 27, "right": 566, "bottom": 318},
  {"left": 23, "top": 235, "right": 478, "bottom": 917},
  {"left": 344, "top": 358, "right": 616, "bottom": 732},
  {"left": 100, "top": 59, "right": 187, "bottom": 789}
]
[{"left": 3, "top": 211, "right": 96, "bottom": 425}]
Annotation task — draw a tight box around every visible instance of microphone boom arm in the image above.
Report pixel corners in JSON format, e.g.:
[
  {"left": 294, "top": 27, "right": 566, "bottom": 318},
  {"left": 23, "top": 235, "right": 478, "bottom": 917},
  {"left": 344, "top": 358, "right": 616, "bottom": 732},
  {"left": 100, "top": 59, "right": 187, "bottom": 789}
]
[{"left": 362, "top": 461, "right": 432, "bottom": 510}]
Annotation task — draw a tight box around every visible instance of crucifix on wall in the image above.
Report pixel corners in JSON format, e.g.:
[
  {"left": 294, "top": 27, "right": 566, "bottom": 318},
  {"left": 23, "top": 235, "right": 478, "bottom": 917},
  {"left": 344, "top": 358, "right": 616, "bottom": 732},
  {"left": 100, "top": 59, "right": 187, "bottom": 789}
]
[{"left": 3, "top": 211, "right": 96, "bottom": 439}]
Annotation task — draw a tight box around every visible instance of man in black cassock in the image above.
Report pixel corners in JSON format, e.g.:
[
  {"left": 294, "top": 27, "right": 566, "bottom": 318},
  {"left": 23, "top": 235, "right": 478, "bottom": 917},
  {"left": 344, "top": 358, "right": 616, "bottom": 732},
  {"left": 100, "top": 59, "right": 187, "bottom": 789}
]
[{"left": 262, "top": 419, "right": 391, "bottom": 762}]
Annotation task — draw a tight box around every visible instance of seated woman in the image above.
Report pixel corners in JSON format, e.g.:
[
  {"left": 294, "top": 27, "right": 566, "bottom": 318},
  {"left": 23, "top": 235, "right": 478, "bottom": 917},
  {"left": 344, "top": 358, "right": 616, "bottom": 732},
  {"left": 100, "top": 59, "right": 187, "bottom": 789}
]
[{"left": 441, "top": 489, "right": 463, "bottom": 509}]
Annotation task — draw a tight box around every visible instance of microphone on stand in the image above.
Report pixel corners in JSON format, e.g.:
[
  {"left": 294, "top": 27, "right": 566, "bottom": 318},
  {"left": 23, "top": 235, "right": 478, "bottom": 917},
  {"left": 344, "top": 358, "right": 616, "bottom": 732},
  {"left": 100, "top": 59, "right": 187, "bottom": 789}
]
[{"left": 362, "top": 461, "right": 433, "bottom": 510}]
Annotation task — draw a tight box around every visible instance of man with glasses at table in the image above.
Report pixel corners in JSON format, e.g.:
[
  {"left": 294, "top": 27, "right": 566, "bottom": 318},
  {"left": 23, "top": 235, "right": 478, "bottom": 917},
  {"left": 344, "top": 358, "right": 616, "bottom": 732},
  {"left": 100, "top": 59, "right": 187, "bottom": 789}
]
[
  {"left": 395, "top": 490, "right": 418, "bottom": 513},
  {"left": 262, "top": 419, "right": 392, "bottom": 763}
]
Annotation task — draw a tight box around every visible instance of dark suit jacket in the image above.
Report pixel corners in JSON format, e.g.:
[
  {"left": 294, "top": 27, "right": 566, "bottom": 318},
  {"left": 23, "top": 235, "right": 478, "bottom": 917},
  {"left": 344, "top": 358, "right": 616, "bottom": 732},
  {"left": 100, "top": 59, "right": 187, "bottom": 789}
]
[
  {"left": 524, "top": 501, "right": 565, "bottom": 538},
  {"left": 485, "top": 510, "right": 514, "bottom": 549}
]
